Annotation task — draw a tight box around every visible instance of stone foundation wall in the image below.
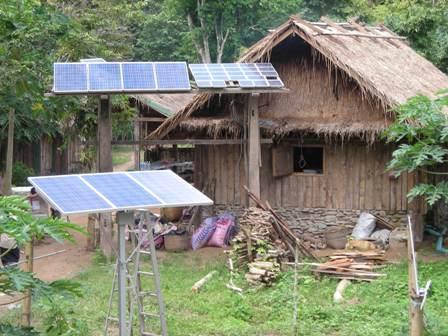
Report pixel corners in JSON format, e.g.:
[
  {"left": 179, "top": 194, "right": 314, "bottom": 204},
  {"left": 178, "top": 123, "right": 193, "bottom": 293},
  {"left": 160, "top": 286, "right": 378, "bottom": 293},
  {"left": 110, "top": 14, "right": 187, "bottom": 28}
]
[{"left": 210, "top": 205, "right": 408, "bottom": 238}]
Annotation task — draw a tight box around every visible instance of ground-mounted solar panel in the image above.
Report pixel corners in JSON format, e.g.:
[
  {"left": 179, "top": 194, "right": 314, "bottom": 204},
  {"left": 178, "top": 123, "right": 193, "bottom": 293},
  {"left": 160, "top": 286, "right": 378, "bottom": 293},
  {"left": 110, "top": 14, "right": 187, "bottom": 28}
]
[
  {"left": 89, "top": 63, "right": 122, "bottom": 92},
  {"left": 29, "top": 175, "right": 112, "bottom": 214},
  {"left": 82, "top": 173, "right": 162, "bottom": 208},
  {"left": 129, "top": 170, "right": 213, "bottom": 206},
  {"left": 154, "top": 62, "right": 190, "bottom": 91},
  {"left": 28, "top": 170, "right": 213, "bottom": 215},
  {"left": 53, "top": 61, "right": 191, "bottom": 94},
  {"left": 53, "top": 63, "right": 88, "bottom": 93},
  {"left": 189, "top": 63, "right": 284, "bottom": 89},
  {"left": 122, "top": 62, "right": 156, "bottom": 91}
]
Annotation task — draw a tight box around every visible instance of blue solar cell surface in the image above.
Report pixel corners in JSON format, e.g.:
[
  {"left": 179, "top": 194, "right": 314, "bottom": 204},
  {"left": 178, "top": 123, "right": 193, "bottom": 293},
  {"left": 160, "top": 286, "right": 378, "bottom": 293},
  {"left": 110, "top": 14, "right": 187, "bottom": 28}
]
[
  {"left": 155, "top": 63, "right": 190, "bottom": 90},
  {"left": 129, "top": 170, "right": 212, "bottom": 205},
  {"left": 29, "top": 175, "right": 112, "bottom": 213},
  {"left": 189, "top": 63, "right": 283, "bottom": 89},
  {"left": 89, "top": 63, "right": 122, "bottom": 91},
  {"left": 82, "top": 173, "right": 162, "bottom": 208},
  {"left": 122, "top": 63, "right": 156, "bottom": 90},
  {"left": 54, "top": 63, "right": 88, "bottom": 92}
]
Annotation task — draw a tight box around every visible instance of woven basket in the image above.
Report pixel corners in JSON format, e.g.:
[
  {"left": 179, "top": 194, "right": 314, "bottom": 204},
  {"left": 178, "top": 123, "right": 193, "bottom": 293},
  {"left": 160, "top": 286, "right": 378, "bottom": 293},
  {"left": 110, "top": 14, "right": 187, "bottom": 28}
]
[{"left": 164, "top": 234, "right": 190, "bottom": 252}]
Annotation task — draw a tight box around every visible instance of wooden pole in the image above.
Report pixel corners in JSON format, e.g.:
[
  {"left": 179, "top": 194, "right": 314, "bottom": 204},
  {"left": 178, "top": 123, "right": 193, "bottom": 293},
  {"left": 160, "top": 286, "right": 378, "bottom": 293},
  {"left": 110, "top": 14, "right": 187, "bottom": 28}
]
[
  {"left": 2, "top": 108, "right": 15, "bottom": 195},
  {"left": 21, "top": 240, "right": 34, "bottom": 327},
  {"left": 133, "top": 118, "right": 140, "bottom": 170},
  {"left": 98, "top": 96, "right": 114, "bottom": 259},
  {"left": 247, "top": 93, "right": 260, "bottom": 205},
  {"left": 407, "top": 217, "right": 424, "bottom": 336}
]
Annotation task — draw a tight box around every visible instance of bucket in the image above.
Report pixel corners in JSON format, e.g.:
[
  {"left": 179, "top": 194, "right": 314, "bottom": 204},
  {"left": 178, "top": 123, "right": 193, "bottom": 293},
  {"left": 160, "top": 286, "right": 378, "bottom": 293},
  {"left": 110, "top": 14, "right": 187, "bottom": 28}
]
[
  {"left": 324, "top": 227, "right": 351, "bottom": 249},
  {"left": 160, "top": 207, "right": 183, "bottom": 222}
]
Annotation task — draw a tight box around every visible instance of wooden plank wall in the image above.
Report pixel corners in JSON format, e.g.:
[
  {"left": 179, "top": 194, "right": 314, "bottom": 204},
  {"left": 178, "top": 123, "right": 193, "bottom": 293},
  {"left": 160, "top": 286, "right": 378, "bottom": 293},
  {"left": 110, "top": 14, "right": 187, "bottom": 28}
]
[
  {"left": 196, "top": 142, "right": 409, "bottom": 211},
  {"left": 194, "top": 145, "right": 247, "bottom": 206}
]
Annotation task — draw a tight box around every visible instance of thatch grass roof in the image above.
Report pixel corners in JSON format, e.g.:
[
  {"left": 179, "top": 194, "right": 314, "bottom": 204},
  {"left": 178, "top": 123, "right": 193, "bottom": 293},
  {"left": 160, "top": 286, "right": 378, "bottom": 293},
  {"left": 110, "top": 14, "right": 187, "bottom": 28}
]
[
  {"left": 151, "top": 16, "right": 448, "bottom": 139},
  {"left": 135, "top": 93, "right": 196, "bottom": 117}
]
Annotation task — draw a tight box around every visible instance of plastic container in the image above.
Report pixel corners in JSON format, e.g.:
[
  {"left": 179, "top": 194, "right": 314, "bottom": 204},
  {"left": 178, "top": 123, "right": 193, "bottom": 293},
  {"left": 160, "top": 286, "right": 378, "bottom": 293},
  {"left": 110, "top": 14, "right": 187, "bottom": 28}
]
[
  {"left": 324, "top": 227, "right": 351, "bottom": 249},
  {"left": 164, "top": 234, "right": 190, "bottom": 252}
]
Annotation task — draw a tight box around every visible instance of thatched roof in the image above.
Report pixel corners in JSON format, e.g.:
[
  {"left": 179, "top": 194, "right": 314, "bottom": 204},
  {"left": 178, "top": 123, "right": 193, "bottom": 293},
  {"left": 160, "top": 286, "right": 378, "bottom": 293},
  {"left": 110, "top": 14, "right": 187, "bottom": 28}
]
[
  {"left": 135, "top": 93, "right": 196, "bottom": 117},
  {"left": 151, "top": 16, "right": 448, "bottom": 139}
]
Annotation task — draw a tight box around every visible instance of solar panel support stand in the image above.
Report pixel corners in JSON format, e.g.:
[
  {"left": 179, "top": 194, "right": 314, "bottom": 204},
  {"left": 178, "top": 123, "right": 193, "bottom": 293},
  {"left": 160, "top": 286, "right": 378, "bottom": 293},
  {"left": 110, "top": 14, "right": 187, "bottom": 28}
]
[{"left": 117, "top": 212, "right": 130, "bottom": 336}]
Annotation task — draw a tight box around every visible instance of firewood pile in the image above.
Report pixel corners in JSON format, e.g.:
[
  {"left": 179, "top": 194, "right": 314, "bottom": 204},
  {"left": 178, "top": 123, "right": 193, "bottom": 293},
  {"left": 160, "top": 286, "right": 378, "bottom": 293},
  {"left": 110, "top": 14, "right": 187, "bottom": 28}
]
[
  {"left": 228, "top": 207, "right": 288, "bottom": 286},
  {"left": 311, "top": 250, "right": 387, "bottom": 282}
]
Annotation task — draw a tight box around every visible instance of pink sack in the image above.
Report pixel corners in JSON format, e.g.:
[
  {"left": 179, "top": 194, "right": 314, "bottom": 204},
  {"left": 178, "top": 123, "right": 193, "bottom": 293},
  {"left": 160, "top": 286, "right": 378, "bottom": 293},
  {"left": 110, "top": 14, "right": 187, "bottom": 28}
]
[{"left": 207, "top": 214, "right": 234, "bottom": 247}]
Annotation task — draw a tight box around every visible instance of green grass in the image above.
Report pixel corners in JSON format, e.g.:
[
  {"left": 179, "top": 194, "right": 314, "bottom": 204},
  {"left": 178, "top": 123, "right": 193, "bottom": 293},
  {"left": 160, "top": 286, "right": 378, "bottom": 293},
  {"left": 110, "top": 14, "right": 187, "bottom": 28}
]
[
  {"left": 2, "top": 252, "right": 448, "bottom": 335},
  {"left": 112, "top": 145, "right": 133, "bottom": 166}
]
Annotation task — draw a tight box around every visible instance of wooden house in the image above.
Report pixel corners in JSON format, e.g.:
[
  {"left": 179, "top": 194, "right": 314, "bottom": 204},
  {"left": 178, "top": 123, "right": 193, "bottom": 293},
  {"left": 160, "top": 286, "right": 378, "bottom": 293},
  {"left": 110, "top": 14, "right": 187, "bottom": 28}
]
[
  {"left": 131, "top": 94, "right": 195, "bottom": 169},
  {"left": 150, "top": 17, "right": 448, "bottom": 240}
]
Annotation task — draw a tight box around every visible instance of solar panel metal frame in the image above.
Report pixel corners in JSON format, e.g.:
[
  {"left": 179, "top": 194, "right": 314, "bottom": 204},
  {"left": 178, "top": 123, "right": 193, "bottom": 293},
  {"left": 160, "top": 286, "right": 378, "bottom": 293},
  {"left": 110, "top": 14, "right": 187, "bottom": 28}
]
[
  {"left": 28, "top": 170, "right": 213, "bottom": 215},
  {"left": 53, "top": 61, "right": 191, "bottom": 94}
]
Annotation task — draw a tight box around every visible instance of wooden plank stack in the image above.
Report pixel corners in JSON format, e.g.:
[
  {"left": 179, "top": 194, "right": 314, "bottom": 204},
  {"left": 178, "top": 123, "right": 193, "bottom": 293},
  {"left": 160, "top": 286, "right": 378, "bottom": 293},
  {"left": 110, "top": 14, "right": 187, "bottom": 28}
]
[{"left": 311, "top": 250, "right": 387, "bottom": 282}]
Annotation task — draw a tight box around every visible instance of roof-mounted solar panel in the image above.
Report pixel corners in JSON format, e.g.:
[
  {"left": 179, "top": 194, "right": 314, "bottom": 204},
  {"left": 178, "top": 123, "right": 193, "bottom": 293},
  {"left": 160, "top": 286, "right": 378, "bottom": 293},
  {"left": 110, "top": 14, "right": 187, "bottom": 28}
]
[
  {"left": 189, "top": 63, "right": 284, "bottom": 90},
  {"left": 53, "top": 61, "right": 191, "bottom": 94}
]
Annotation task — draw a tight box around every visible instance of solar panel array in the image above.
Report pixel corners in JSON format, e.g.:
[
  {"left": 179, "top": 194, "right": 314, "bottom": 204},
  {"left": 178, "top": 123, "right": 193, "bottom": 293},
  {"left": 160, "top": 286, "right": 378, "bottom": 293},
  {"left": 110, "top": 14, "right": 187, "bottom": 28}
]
[
  {"left": 53, "top": 62, "right": 191, "bottom": 93},
  {"left": 28, "top": 170, "right": 213, "bottom": 215},
  {"left": 189, "top": 63, "right": 284, "bottom": 89}
]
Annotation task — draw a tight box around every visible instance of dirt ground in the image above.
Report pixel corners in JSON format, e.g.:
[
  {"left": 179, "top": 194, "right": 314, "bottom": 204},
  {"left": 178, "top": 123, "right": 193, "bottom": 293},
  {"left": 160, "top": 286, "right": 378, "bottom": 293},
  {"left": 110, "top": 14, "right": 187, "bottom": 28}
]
[{"left": 0, "top": 215, "right": 93, "bottom": 309}]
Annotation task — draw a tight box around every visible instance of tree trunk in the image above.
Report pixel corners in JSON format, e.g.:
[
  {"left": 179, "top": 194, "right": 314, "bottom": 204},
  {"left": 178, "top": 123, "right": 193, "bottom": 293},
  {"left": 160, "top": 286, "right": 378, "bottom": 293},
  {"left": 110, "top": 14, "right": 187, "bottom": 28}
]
[{"left": 2, "top": 108, "right": 15, "bottom": 195}]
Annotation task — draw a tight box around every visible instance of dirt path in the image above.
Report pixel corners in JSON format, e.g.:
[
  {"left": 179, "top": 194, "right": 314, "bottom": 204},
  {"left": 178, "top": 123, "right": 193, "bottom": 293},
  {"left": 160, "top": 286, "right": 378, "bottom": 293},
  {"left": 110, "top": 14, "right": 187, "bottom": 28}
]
[
  {"left": 113, "top": 150, "right": 135, "bottom": 172},
  {"left": 0, "top": 215, "right": 93, "bottom": 309}
]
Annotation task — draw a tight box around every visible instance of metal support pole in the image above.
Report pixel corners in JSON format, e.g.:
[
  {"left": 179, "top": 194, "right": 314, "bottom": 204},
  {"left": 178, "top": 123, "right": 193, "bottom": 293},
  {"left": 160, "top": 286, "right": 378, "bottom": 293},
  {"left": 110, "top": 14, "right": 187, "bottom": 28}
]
[{"left": 117, "top": 220, "right": 127, "bottom": 336}]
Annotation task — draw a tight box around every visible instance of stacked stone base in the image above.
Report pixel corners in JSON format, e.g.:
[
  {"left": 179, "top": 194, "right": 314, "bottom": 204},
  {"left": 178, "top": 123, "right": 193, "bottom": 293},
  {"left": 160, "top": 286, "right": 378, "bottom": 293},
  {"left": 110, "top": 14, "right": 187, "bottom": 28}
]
[{"left": 210, "top": 205, "right": 408, "bottom": 247}]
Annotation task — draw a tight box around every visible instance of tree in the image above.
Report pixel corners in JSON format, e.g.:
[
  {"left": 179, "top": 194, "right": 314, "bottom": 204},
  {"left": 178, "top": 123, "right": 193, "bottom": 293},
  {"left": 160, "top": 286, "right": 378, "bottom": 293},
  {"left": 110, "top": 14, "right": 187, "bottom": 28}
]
[
  {"left": 384, "top": 90, "right": 448, "bottom": 206},
  {"left": 0, "top": 195, "right": 85, "bottom": 334},
  {"left": 167, "top": 0, "right": 300, "bottom": 63}
]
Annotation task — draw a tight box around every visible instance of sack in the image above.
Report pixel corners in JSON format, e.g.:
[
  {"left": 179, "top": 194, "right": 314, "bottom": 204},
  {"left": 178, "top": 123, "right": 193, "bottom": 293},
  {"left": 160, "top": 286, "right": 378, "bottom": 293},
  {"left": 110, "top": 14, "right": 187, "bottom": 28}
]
[
  {"left": 191, "top": 217, "right": 217, "bottom": 250},
  {"left": 207, "top": 214, "right": 235, "bottom": 247},
  {"left": 352, "top": 213, "right": 376, "bottom": 240}
]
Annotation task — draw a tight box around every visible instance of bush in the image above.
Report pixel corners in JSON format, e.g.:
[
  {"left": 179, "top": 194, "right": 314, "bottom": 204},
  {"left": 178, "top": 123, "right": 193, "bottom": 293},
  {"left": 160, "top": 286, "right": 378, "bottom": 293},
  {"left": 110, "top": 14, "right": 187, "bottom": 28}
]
[{"left": 12, "top": 162, "right": 34, "bottom": 186}]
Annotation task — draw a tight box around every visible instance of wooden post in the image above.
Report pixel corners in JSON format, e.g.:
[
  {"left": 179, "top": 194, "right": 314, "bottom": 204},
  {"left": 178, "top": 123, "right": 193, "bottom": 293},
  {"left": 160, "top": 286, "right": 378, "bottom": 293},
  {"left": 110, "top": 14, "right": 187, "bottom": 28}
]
[
  {"left": 86, "top": 214, "right": 98, "bottom": 251},
  {"left": 21, "top": 240, "right": 34, "bottom": 327},
  {"left": 247, "top": 93, "right": 261, "bottom": 204},
  {"left": 407, "top": 218, "right": 424, "bottom": 336},
  {"left": 134, "top": 118, "right": 140, "bottom": 170},
  {"left": 2, "top": 108, "right": 15, "bottom": 195},
  {"left": 98, "top": 96, "right": 114, "bottom": 259}
]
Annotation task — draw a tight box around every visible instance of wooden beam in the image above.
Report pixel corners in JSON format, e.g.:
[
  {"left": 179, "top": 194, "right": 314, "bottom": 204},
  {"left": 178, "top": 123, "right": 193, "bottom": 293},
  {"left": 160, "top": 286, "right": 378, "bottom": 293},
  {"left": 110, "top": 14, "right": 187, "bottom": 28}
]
[
  {"left": 97, "top": 96, "right": 113, "bottom": 260},
  {"left": 248, "top": 93, "right": 261, "bottom": 201},
  {"left": 112, "top": 138, "right": 273, "bottom": 146},
  {"left": 133, "top": 118, "right": 140, "bottom": 170},
  {"left": 136, "top": 117, "right": 166, "bottom": 122},
  {"left": 313, "top": 31, "right": 406, "bottom": 40}
]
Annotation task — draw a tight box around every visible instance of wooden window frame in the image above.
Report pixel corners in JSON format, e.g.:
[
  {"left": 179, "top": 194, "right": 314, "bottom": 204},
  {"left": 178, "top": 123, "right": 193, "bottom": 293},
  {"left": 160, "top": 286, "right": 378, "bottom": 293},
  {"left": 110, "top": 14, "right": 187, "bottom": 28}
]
[{"left": 292, "top": 144, "right": 325, "bottom": 176}]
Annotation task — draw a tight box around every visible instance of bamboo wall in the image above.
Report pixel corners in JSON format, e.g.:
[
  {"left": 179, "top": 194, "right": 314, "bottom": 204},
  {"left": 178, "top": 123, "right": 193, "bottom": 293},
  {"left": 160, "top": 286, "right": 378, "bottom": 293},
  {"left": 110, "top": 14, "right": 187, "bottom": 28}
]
[{"left": 195, "top": 142, "right": 412, "bottom": 211}]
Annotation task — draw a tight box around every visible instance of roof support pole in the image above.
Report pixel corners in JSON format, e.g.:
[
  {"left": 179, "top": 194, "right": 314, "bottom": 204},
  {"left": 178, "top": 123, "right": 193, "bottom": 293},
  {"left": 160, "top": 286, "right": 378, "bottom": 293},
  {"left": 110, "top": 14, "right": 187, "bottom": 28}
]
[
  {"left": 133, "top": 118, "right": 140, "bottom": 170},
  {"left": 248, "top": 93, "right": 261, "bottom": 204},
  {"left": 98, "top": 96, "right": 114, "bottom": 260}
]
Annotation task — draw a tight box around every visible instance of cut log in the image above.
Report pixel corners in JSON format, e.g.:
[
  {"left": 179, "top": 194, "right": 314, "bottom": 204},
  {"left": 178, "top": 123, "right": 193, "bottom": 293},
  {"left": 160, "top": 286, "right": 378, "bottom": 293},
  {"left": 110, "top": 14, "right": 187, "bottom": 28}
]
[{"left": 191, "top": 271, "right": 217, "bottom": 293}]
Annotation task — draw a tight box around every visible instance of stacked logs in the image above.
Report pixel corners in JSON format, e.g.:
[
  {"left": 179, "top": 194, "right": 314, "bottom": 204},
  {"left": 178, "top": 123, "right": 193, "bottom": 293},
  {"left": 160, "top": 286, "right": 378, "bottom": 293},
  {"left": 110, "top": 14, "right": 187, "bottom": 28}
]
[{"left": 228, "top": 207, "right": 288, "bottom": 286}]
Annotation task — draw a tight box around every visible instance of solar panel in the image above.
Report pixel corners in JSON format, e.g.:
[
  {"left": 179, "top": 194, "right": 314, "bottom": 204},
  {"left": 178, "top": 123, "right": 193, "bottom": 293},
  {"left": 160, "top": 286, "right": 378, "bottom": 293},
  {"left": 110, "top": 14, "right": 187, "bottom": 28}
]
[
  {"left": 129, "top": 171, "right": 212, "bottom": 206},
  {"left": 82, "top": 173, "right": 162, "bottom": 208},
  {"left": 28, "top": 170, "right": 213, "bottom": 215},
  {"left": 189, "top": 63, "right": 284, "bottom": 89},
  {"left": 122, "top": 62, "right": 156, "bottom": 91},
  {"left": 53, "top": 63, "right": 88, "bottom": 93},
  {"left": 89, "top": 63, "right": 122, "bottom": 92},
  {"left": 29, "top": 175, "right": 112, "bottom": 214},
  {"left": 154, "top": 62, "right": 190, "bottom": 90},
  {"left": 53, "top": 61, "right": 191, "bottom": 94}
]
